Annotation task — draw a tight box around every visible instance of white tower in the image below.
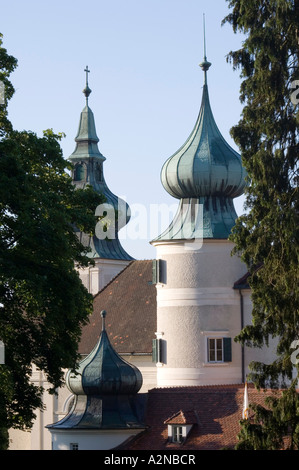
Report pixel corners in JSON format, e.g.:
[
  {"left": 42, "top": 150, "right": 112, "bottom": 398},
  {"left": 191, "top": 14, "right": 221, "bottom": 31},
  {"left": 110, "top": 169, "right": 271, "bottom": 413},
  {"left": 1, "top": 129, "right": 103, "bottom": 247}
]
[{"left": 151, "top": 49, "right": 247, "bottom": 387}]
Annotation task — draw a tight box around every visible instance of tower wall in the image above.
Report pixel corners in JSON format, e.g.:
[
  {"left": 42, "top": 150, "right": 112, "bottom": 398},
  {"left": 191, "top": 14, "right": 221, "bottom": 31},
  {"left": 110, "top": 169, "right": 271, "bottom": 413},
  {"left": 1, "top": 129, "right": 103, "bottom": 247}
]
[{"left": 154, "top": 239, "right": 247, "bottom": 387}]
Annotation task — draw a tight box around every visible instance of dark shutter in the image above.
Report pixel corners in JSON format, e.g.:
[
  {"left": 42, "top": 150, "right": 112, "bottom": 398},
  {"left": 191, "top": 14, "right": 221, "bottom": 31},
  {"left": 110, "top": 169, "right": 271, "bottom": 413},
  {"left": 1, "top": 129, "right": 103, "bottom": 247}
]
[
  {"left": 152, "top": 260, "right": 159, "bottom": 284},
  {"left": 223, "top": 337, "right": 232, "bottom": 362},
  {"left": 152, "top": 259, "right": 163, "bottom": 284},
  {"left": 152, "top": 338, "right": 162, "bottom": 363}
]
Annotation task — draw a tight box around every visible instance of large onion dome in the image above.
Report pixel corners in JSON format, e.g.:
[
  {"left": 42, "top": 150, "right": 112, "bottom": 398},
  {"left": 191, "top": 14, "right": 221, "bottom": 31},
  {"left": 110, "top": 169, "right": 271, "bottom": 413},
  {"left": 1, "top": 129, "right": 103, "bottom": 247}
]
[
  {"left": 161, "top": 74, "right": 245, "bottom": 200},
  {"left": 153, "top": 54, "right": 246, "bottom": 241}
]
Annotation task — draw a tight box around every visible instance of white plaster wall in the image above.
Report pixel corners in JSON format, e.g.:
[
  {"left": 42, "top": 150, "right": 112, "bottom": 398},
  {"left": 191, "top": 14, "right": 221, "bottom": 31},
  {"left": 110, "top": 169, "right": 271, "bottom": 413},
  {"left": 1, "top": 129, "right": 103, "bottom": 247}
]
[
  {"left": 49, "top": 429, "right": 141, "bottom": 450},
  {"left": 153, "top": 239, "right": 247, "bottom": 387},
  {"left": 156, "top": 239, "right": 246, "bottom": 289},
  {"left": 78, "top": 259, "right": 130, "bottom": 295},
  {"left": 8, "top": 366, "right": 55, "bottom": 450}
]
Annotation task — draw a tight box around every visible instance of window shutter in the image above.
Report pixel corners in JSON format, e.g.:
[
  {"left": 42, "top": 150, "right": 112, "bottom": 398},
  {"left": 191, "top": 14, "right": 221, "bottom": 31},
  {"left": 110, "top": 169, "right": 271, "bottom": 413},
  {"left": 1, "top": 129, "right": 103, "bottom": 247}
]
[
  {"left": 152, "top": 338, "right": 162, "bottom": 363},
  {"left": 152, "top": 260, "right": 160, "bottom": 284},
  {"left": 223, "top": 337, "right": 232, "bottom": 362},
  {"left": 152, "top": 259, "right": 164, "bottom": 284}
]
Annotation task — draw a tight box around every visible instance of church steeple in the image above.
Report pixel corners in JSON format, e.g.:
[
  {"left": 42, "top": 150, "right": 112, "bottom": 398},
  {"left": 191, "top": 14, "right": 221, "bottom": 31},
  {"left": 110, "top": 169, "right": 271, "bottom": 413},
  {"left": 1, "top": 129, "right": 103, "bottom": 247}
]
[
  {"left": 69, "top": 68, "right": 133, "bottom": 264},
  {"left": 69, "top": 66, "right": 104, "bottom": 164}
]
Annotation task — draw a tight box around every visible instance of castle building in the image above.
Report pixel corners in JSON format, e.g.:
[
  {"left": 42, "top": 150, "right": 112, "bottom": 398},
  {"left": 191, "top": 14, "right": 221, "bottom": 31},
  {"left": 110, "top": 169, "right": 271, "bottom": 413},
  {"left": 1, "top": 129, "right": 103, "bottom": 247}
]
[{"left": 9, "top": 52, "right": 278, "bottom": 451}]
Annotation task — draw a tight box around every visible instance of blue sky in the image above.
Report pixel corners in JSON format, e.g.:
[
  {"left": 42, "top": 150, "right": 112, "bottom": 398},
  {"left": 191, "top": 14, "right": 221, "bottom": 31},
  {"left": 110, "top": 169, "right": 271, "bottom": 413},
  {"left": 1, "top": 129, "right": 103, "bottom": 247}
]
[{"left": 2, "top": 0, "right": 246, "bottom": 259}]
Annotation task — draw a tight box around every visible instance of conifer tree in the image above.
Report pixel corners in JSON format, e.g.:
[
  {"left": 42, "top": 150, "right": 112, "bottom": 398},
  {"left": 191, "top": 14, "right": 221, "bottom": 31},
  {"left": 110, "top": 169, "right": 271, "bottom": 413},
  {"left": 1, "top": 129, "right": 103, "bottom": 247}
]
[
  {"left": 223, "top": 0, "right": 299, "bottom": 449},
  {"left": 0, "top": 34, "right": 104, "bottom": 449}
]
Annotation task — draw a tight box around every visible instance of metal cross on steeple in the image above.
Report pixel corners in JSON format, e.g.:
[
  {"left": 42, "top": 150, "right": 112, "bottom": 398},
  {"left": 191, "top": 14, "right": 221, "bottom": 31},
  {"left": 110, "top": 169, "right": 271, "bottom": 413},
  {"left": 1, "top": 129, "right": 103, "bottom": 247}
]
[
  {"left": 84, "top": 66, "right": 90, "bottom": 85},
  {"left": 83, "top": 65, "right": 92, "bottom": 104}
]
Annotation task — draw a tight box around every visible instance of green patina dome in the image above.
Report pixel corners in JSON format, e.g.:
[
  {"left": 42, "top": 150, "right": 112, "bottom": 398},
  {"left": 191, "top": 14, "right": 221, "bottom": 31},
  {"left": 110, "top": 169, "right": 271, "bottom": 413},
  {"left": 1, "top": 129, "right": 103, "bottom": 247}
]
[
  {"left": 161, "top": 63, "right": 246, "bottom": 200},
  {"left": 66, "top": 311, "right": 143, "bottom": 397},
  {"left": 47, "top": 311, "right": 144, "bottom": 431}
]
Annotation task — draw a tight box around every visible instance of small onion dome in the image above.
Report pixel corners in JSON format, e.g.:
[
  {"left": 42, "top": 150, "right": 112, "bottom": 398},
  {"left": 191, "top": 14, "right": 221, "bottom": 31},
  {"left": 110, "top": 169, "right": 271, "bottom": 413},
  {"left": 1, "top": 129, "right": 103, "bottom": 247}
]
[
  {"left": 66, "top": 311, "right": 143, "bottom": 397},
  {"left": 161, "top": 74, "right": 246, "bottom": 201}
]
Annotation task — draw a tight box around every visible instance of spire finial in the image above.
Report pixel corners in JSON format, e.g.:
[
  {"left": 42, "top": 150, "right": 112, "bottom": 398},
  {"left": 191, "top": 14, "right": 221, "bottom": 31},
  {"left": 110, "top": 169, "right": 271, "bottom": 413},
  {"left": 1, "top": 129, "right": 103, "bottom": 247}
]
[
  {"left": 203, "top": 13, "right": 207, "bottom": 60},
  {"left": 101, "top": 310, "right": 107, "bottom": 331},
  {"left": 199, "top": 14, "right": 212, "bottom": 83},
  {"left": 83, "top": 65, "right": 92, "bottom": 104}
]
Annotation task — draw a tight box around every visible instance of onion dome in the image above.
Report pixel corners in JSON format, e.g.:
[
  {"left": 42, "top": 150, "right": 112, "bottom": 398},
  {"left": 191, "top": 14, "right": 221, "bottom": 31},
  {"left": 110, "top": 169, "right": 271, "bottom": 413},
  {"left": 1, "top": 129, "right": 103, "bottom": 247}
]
[
  {"left": 66, "top": 310, "right": 143, "bottom": 397},
  {"left": 47, "top": 311, "right": 144, "bottom": 430},
  {"left": 153, "top": 48, "right": 246, "bottom": 241},
  {"left": 69, "top": 67, "right": 133, "bottom": 261},
  {"left": 161, "top": 64, "right": 245, "bottom": 200}
]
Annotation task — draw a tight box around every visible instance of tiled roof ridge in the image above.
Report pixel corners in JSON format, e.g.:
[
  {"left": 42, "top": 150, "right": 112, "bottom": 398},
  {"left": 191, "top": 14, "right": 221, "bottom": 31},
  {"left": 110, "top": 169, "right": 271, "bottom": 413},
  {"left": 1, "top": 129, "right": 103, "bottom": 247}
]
[
  {"left": 164, "top": 409, "right": 198, "bottom": 425},
  {"left": 164, "top": 409, "right": 184, "bottom": 424},
  {"left": 92, "top": 259, "right": 154, "bottom": 299}
]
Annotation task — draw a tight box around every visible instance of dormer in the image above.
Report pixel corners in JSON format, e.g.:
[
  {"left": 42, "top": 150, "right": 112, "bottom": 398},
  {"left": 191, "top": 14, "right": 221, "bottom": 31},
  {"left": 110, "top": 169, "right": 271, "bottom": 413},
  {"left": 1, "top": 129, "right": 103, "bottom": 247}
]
[{"left": 164, "top": 410, "right": 198, "bottom": 444}]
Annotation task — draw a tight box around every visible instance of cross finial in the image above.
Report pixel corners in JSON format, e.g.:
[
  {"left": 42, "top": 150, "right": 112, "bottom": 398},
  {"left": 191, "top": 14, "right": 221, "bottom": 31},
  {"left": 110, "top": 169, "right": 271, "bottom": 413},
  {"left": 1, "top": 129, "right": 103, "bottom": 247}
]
[
  {"left": 84, "top": 66, "right": 90, "bottom": 86},
  {"left": 83, "top": 66, "right": 91, "bottom": 104}
]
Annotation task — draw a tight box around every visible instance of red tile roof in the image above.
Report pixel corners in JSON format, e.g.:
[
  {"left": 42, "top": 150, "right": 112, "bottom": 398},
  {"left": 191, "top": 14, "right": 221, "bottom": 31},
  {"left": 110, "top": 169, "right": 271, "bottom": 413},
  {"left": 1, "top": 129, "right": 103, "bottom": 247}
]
[
  {"left": 124, "top": 384, "right": 281, "bottom": 450},
  {"left": 164, "top": 410, "right": 198, "bottom": 425},
  {"left": 79, "top": 260, "right": 157, "bottom": 355}
]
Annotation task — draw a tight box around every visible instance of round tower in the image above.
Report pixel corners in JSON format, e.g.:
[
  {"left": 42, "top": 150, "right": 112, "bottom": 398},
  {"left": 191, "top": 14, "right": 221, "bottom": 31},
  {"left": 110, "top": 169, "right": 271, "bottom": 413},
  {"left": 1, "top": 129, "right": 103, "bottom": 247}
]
[{"left": 151, "top": 46, "right": 247, "bottom": 387}]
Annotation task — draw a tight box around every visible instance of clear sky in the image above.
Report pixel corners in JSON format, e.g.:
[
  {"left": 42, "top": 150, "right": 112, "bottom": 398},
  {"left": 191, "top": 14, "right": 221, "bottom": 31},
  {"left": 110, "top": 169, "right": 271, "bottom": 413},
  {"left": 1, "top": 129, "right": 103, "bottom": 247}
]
[{"left": 1, "top": 0, "right": 246, "bottom": 260}]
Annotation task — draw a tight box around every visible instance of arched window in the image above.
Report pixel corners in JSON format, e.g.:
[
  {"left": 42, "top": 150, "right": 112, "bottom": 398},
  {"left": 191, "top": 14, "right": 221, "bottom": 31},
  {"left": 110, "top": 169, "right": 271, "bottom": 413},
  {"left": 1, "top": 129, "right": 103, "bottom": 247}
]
[
  {"left": 96, "top": 163, "right": 103, "bottom": 182},
  {"left": 74, "top": 163, "right": 86, "bottom": 181}
]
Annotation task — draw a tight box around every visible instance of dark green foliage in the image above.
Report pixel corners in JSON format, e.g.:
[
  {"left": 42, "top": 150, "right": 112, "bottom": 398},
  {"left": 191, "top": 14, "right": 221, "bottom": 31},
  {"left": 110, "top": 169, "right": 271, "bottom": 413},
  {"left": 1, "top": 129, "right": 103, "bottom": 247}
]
[
  {"left": 0, "top": 34, "right": 104, "bottom": 448},
  {"left": 236, "top": 385, "right": 299, "bottom": 450},
  {"left": 223, "top": 0, "right": 299, "bottom": 449}
]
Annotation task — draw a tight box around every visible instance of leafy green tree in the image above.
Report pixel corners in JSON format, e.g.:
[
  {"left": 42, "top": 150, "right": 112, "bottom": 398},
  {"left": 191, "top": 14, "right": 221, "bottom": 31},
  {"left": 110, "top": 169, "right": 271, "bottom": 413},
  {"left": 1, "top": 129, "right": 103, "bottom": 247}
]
[
  {"left": 0, "top": 33, "right": 16, "bottom": 136},
  {"left": 223, "top": 0, "right": 299, "bottom": 449},
  {"left": 0, "top": 34, "right": 104, "bottom": 448}
]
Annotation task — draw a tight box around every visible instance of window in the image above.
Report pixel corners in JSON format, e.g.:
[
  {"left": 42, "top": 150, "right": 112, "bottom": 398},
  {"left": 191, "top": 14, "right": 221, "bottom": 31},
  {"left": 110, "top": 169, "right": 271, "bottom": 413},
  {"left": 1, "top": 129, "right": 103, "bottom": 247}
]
[
  {"left": 152, "top": 259, "right": 165, "bottom": 284},
  {"left": 74, "top": 163, "right": 86, "bottom": 181},
  {"left": 208, "top": 338, "right": 223, "bottom": 362},
  {"left": 70, "top": 443, "right": 79, "bottom": 450},
  {"left": 173, "top": 426, "right": 183, "bottom": 443},
  {"left": 95, "top": 163, "right": 103, "bottom": 182},
  {"left": 207, "top": 337, "right": 232, "bottom": 363}
]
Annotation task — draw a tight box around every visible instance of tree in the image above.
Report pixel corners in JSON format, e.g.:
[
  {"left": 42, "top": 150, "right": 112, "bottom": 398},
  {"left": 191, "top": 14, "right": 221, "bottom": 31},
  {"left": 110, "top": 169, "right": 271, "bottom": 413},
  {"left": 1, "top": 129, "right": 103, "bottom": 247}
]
[
  {"left": 235, "top": 384, "right": 299, "bottom": 450},
  {"left": 0, "top": 34, "right": 104, "bottom": 448},
  {"left": 223, "top": 0, "right": 299, "bottom": 449}
]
